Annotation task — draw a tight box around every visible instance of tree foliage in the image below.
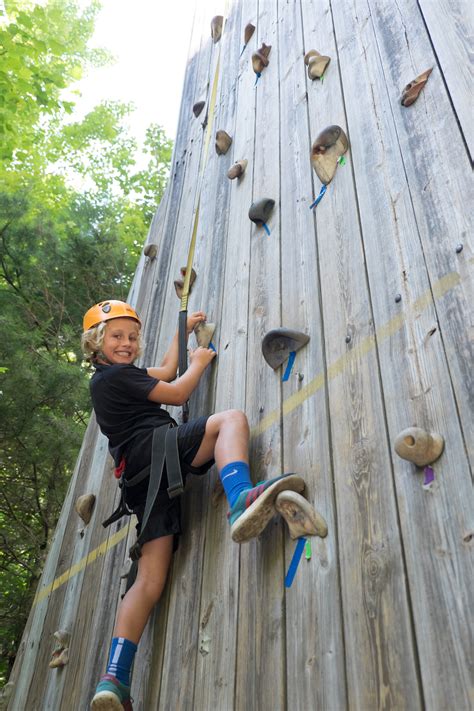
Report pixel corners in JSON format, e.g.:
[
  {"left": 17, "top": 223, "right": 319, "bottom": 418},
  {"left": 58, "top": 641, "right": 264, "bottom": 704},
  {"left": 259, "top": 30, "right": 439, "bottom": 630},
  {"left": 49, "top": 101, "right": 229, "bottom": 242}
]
[{"left": 0, "top": 0, "right": 172, "bottom": 685}]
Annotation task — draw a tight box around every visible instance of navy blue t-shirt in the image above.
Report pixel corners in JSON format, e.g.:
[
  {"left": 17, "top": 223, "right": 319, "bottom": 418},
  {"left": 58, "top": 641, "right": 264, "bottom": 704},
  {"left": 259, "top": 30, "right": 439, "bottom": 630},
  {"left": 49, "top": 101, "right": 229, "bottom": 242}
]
[{"left": 90, "top": 363, "right": 174, "bottom": 465}]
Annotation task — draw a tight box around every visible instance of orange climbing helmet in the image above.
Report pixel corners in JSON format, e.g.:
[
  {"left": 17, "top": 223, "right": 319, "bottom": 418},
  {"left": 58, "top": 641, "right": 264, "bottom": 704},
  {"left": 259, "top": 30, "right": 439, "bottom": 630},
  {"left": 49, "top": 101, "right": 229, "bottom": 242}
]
[{"left": 83, "top": 300, "right": 141, "bottom": 332}]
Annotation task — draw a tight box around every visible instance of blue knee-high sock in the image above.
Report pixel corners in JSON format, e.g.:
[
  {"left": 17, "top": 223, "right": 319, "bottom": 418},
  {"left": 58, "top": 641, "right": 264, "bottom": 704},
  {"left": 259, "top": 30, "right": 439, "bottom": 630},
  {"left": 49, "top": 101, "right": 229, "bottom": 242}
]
[
  {"left": 219, "top": 461, "right": 252, "bottom": 507},
  {"left": 107, "top": 637, "right": 137, "bottom": 686}
]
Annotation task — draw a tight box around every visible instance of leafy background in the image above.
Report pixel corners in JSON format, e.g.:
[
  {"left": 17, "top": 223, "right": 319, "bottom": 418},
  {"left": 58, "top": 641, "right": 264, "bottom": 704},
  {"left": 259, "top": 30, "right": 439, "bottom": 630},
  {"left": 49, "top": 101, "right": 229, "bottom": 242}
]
[{"left": 0, "top": 0, "right": 172, "bottom": 684}]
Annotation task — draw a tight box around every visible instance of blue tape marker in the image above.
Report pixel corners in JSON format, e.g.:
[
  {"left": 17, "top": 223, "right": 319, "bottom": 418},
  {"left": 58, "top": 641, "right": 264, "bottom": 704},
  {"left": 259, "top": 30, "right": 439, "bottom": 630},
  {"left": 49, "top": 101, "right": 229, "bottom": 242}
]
[
  {"left": 209, "top": 342, "right": 216, "bottom": 352},
  {"left": 254, "top": 72, "right": 261, "bottom": 87},
  {"left": 262, "top": 222, "right": 271, "bottom": 236},
  {"left": 282, "top": 350, "right": 296, "bottom": 382},
  {"left": 285, "top": 537, "right": 307, "bottom": 588},
  {"left": 309, "top": 183, "right": 327, "bottom": 209}
]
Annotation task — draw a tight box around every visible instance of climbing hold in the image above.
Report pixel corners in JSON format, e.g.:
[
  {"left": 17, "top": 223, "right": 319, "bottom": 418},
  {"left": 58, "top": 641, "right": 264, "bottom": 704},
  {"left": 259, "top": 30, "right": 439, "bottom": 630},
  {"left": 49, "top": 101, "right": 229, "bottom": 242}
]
[
  {"left": 174, "top": 266, "right": 197, "bottom": 299},
  {"left": 227, "top": 159, "right": 248, "bottom": 180},
  {"left": 395, "top": 293, "right": 402, "bottom": 303},
  {"left": 345, "top": 334, "right": 351, "bottom": 344},
  {"left": 244, "top": 22, "right": 255, "bottom": 46},
  {"left": 276, "top": 491, "right": 328, "bottom": 540},
  {"left": 252, "top": 43, "right": 272, "bottom": 75},
  {"left": 194, "top": 322, "right": 216, "bottom": 348},
  {"left": 262, "top": 328, "right": 309, "bottom": 369},
  {"left": 311, "top": 125, "right": 349, "bottom": 185},
  {"left": 193, "top": 101, "right": 205, "bottom": 118},
  {"left": 215, "top": 130, "right": 232, "bottom": 155},
  {"left": 143, "top": 244, "right": 157, "bottom": 260},
  {"left": 401, "top": 67, "right": 432, "bottom": 106},
  {"left": 304, "top": 49, "right": 330, "bottom": 80},
  {"left": 455, "top": 243, "right": 463, "bottom": 253},
  {"left": 49, "top": 648, "right": 69, "bottom": 669},
  {"left": 211, "top": 15, "right": 223, "bottom": 43},
  {"left": 248, "top": 198, "right": 275, "bottom": 228},
  {"left": 75, "top": 494, "right": 96, "bottom": 525},
  {"left": 394, "top": 427, "right": 444, "bottom": 467},
  {"left": 49, "top": 630, "right": 70, "bottom": 669}
]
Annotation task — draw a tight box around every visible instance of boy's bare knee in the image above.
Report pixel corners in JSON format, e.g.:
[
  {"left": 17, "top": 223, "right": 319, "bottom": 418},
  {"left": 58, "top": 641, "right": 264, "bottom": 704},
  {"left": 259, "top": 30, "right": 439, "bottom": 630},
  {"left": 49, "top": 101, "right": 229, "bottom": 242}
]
[{"left": 223, "top": 409, "right": 249, "bottom": 432}]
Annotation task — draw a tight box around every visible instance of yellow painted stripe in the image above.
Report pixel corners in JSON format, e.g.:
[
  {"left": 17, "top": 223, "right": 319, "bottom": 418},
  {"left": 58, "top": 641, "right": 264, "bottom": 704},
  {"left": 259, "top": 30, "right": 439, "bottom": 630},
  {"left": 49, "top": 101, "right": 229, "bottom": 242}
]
[
  {"left": 33, "top": 521, "right": 132, "bottom": 605},
  {"left": 33, "top": 269, "right": 462, "bottom": 606}
]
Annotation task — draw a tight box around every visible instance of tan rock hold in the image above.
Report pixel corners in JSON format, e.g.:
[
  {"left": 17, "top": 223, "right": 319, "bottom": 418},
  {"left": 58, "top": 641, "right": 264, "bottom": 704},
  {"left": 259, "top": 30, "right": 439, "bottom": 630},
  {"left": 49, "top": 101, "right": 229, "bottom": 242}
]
[
  {"left": 311, "top": 125, "right": 349, "bottom": 185},
  {"left": 307, "top": 51, "right": 330, "bottom": 79},
  {"left": 211, "top": 15, "right": 223, "bottom": 43},
  {"left": 394, "top": 427, "right": 444, "bottom": 467},
  {"left": 401, "top": 68, "right": 432, "bottom": 107},
  {"left": 49, "top": 648, "right": 69, "bottom": 668},
  {"left": 194, "top": 322, "right": 216, "bottom": 348},
  {"left": 75, "top": 494, "right": 96, "bottom": 525},
  {"left": 227, "top": 159, "right": 248, "bottom": 180},
  {"left": 215, "top": 130, "right": 232, "bottom": 155},
  {"left": 244, "top": 23, "right": 255, "bottom": 46},
  {"left": 276, "top": 490, "right": 328, "bottom": 540},
  {"left": 252, "top": 43, "right": 271, "bottom": 74},
  {"left": 143, "top": 243, "right": 157, "bottom": 260},
  {"left": 174, "top": 266, "right": 197, "bottom": 299}
]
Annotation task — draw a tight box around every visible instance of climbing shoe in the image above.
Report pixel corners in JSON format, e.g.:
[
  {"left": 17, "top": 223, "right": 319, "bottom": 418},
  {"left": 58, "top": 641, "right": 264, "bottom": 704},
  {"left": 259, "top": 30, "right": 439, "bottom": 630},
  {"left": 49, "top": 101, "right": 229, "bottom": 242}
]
[
  {"left": 229, "top": 473, "right": 306, "bottom": 543},
  {"left": 90, "top": 674, "right": 133, "bottom": 711}
]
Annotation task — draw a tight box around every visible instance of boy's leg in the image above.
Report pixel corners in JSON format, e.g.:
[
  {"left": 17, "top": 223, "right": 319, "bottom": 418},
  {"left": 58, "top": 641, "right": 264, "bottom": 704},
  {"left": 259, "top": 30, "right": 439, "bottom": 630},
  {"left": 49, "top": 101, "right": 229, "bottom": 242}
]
[
  {"left": 190, "top": 410, "right": 305, "bottom": 542},
  {"left": 91, "top": 535, "right": 173, "bottom": 709}
]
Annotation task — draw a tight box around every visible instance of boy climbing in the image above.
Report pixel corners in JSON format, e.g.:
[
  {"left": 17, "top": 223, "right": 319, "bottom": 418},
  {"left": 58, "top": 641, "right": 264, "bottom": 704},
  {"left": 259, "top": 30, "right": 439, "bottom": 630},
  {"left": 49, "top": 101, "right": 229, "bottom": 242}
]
[{"left": 82, "top": 299, "right": 306, "bottom": 710}]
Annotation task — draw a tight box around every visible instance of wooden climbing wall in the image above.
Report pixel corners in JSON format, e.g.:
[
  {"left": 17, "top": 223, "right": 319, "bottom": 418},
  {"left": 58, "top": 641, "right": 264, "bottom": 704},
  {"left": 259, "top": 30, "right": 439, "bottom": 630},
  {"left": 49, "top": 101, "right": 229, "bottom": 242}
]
[{"left": 5, "top": 1, "right": 472, "bottom": 709}]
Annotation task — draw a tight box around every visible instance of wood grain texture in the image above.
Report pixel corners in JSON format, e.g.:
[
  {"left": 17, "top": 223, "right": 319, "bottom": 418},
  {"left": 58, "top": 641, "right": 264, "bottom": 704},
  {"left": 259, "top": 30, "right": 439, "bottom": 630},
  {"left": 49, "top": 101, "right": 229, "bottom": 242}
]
[
  {"left": 417, "top": 0, "right": 473, "bottom": 158},
  {"left": 279, "top": 2, "right": 346, "bottom": 709},
  {"left": 235, "top": 1, "right": 287, "bottom": 709},
  {"left": 304, "top": 1, "right": 422, "bottom": 708},
  {"left": 336, "top": 1, "right": 473, "bottom": 707},
  {"left": 7, "top": 1, "right": 472, "bottom": 709}
]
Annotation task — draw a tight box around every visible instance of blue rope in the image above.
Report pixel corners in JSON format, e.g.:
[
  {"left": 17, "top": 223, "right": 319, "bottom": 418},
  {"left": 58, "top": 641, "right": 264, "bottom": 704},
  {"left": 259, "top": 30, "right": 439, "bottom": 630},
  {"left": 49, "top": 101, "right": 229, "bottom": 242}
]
[
  {"left": 309, "top": 183, "right": 327, "bottom": 210},
  {"left": 285, "top": 537, "right": 307, "bottom": 587},
  {"left": 282, "top": 351, "right": 296, "bottom": 381}
]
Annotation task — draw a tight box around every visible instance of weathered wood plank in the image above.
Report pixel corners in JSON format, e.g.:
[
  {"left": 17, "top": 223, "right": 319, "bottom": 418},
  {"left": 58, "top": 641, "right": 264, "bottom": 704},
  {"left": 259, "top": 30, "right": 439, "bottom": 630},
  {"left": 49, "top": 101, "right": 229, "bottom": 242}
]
[
  {"left": 191, "top": 3, "right": 249, "bottom": 709},
  {"left": 152, "top": 5, "right": 221, "bottom": 708},
  {"left": 417, "top": 0, "right": 473, "bottom": 158},
  {"left": 365, "top": 0, "right": 474, "bottom": 466},
  {"left": 236, "top": 1, "right": 286, "bottom": 709},
  {"left": 303, "top": 1, "right": 422, "bottom": 708},
  {"left": 333, "top": 1, "right": 473, "bottom": 707},
  {"left": 6, "top": 421, "right": 98, "bottom": 710},
  {"left": 133, "top": 5, "right": 216, "bottom": 708},
  {"left": 278, "top": 3, "right": 346, "bottom": 709}
]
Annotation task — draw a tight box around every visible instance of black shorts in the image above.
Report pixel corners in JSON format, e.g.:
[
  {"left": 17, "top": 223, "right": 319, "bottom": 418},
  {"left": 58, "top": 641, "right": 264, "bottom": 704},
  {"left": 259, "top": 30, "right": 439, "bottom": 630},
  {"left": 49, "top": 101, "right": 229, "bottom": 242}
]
[{"left": 123, "top": 416, "right": 214, "bottom": 548}]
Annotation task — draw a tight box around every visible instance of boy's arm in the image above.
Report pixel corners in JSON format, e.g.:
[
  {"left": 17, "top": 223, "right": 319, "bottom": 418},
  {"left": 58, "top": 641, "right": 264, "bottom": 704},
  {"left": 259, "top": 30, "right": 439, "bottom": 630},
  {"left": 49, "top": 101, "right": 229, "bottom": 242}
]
[
  {"left": 147, "top": 347, "right": 216, "bottom": 405},
  {"left": 149, "top": 310, "right": 207, "bottom": 382}
]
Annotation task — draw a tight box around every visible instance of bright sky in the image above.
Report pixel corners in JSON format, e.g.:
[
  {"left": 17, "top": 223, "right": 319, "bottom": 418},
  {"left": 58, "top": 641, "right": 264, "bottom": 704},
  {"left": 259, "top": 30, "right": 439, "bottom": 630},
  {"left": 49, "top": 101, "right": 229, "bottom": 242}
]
[{"left": 73, "top": 0, "right": 196, "bottom": 142}]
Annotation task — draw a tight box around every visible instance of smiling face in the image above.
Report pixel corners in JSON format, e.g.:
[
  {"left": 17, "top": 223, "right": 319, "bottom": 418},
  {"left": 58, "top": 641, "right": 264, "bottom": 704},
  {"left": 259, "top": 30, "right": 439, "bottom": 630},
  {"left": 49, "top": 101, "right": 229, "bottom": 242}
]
[{"left": 100, "top": 317, "right": 140, "bottom": 365}]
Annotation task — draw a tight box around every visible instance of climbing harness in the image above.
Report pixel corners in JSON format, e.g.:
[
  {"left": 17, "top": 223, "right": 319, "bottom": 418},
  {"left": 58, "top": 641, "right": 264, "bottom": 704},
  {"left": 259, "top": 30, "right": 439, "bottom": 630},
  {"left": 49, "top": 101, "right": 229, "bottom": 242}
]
[{"left": 102, "top": 423, "right": 184, "bottom": 561}]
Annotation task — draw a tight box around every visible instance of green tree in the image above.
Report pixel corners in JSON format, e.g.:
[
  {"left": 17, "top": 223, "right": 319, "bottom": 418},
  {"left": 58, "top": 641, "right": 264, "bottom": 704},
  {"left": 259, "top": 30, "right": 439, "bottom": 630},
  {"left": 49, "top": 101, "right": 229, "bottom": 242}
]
[{"left": 0, "top": 0, "right": 172, "bottom": 685}]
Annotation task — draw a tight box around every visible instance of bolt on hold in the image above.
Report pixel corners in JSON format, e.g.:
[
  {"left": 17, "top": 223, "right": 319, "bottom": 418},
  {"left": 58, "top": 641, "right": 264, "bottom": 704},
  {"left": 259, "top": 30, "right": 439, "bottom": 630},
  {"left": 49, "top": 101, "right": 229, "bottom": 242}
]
[
  {"left": 304, "top": 49, "right": 330, "bottom": 80},
  {"left": 311, "top": 125, "right": 349, "bottom": 185},
  {"left": 455, "top": 243, "right": 463, "bottom": 253},
  {"left": 252, "top": 43, "right": 272, "bottom": 76},
  {"left": 215, "top": 130, "right": 232, "bottom": 155},
  {"left": 394, "top": 427, "right": 444, "bottom": 467},
  {"left": 211, "top": 16, "right": 223, "bottom": 43}
]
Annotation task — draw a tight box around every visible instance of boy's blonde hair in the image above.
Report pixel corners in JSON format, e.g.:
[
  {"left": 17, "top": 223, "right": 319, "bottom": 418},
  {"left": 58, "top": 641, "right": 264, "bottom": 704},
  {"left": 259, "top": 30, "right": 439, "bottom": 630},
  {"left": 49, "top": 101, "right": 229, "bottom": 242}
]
[{"left": 81, "top": 321, "right": 144, "bottom": 363}]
